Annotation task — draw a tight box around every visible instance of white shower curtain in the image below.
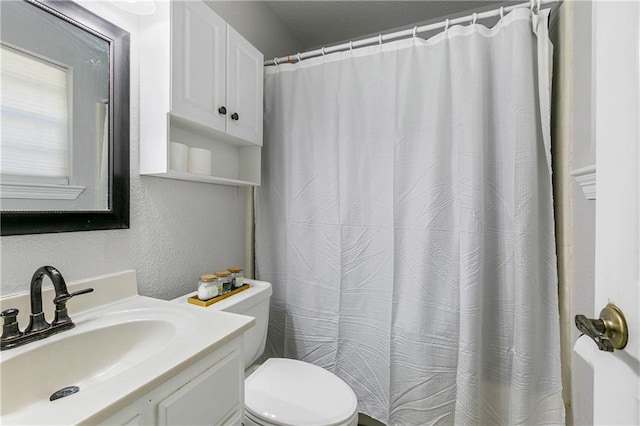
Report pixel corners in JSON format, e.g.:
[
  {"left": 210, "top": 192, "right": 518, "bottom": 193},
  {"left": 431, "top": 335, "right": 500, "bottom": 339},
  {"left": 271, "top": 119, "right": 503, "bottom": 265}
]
[{"left": 256, "top": 8, "right": 563, "bottom": 425}]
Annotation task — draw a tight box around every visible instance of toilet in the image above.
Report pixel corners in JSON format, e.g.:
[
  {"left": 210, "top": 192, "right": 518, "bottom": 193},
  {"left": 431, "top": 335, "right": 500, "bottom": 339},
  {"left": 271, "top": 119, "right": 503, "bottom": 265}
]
[{"left": 175, "top": 279, "right": 358, "bottom": 426}]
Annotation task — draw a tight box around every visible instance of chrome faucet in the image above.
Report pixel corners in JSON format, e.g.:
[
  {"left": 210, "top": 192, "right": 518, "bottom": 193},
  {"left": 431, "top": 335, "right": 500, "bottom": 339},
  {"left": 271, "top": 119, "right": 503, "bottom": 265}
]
[{"left": 1, "top": 266, "right": 93, "bottom": 350}]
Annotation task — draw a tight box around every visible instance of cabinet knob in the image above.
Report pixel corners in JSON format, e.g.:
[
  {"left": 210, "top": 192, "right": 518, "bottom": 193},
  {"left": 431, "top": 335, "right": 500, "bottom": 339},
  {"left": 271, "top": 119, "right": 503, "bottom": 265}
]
[
  {"left": 231, "top": 112, "right": 239, "bottom": 121},
  {"left": 218, "top": 106, "right": 227, "bottom": 115}
]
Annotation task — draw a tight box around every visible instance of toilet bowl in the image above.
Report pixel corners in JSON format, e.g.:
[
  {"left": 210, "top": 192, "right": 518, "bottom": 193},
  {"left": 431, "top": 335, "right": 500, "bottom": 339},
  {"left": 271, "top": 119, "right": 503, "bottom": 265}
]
[
  {"left": 244, "top": 358, "right": 358, "bottom": 426},
  {"left": 174, "top": 279, "right": 358, "bottom": 426}
]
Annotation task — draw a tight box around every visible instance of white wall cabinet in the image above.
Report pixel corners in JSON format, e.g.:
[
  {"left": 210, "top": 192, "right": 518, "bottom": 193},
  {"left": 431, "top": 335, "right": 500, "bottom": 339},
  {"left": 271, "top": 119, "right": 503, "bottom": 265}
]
[
  {"left": 140, "top": 0, "right": 263, "bottom": 186},
  {"left": 98, "top": 338, "right": 245, "bottom": 425}
]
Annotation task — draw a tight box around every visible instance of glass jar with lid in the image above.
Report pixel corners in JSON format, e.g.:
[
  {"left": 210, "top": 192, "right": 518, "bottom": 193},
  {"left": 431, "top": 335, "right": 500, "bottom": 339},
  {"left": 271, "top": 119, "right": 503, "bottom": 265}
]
[
  {"left": 215, "top": 270, "right": 233, "bottom": 294},
  {"left": 228, "top": 266, "right": 244, "bottom": 288},
  {"left": 197, "top": 274, "right": 218, "bottom": 300}
]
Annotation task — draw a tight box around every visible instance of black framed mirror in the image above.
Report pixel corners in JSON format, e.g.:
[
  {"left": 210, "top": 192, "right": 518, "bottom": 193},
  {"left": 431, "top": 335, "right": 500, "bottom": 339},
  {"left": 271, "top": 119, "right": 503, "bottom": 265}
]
[{"left": 0, "top": 0, "right": 129, "bottom": 236}]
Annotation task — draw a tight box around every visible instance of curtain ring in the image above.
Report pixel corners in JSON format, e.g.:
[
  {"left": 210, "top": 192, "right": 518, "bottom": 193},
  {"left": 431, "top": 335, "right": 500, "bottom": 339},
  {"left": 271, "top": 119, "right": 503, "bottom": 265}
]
[
  {"left": 444, "top": 18, "right": 450, "bottom": 31},
  {"left": 379, "top": 34, "right": 383, "bottom": 45},
  {"left": 500, "top": 6, "right": 504, "bottom": 19},
  {"left": 273, "top": 57, "right": 279, "bottom": 66},
  {"left": 536, "top": 0, "right": 541, "bottom": 12},
  {"left": 413, "top": 26, "right": 418, "bottom": 38},
  {"left": 321, "top": 47, "right": 326, "bottom": 56},
  {"left": 349, "top": 41, "right": 353, "bottom": 51},
  {"left": 296, "top": 52, "right": 301, "bottom": 62},
  {"left": 530, "top": 0, "right": 535, "bottom": 11},
  {"left": 472, "top": 13, "right": 477, "bottom": 25}
]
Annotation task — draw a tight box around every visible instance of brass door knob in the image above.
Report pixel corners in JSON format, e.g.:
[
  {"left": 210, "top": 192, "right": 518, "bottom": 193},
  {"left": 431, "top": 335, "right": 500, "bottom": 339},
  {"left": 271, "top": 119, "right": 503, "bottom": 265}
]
[{"left": 575, "top": 303, "right": 628, "bottom": 352}]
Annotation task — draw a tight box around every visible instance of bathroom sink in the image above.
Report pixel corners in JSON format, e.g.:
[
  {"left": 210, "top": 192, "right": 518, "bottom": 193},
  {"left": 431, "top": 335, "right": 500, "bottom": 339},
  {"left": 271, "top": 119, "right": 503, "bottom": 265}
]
[
  {"left": 0, "top": 306, "right": 187, "bottom": 416},
  {"left": 0, "top": 271, "right": 254, "bottom": 425}
]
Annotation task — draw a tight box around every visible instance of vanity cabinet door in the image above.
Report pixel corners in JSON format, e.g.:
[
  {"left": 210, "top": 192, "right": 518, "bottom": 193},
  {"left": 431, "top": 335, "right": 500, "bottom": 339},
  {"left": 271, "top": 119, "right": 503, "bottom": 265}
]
[
  {"left": 171, "top": 0, "right": 226, "bottom": 132},
  {"left": 157, "top": 350, "right": 243, "bottom": 426},
  {"left": 226, "top": 26, "right": 263, "bottom": 146}
]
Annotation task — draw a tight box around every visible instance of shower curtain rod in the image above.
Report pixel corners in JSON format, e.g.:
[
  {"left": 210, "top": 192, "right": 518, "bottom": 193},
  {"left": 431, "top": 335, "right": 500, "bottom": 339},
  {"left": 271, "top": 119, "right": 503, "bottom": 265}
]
[{"left": 264, "top": 0, "right": 560, "bottom": 66}]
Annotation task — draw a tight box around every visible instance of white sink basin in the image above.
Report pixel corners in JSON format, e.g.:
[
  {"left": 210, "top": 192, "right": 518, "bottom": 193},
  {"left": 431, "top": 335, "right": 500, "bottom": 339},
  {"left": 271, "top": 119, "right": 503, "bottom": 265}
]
[
  {"left": 0, "top": 308, "right": 184, "bottom": 416},
  {"left": 0, "top": 284, "right": 253, "bottom": 425}
]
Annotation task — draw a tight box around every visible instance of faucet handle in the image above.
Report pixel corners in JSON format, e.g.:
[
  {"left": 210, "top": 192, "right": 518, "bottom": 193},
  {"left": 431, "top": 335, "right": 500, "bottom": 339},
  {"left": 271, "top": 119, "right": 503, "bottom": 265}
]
[
  {"left": 53, "top": 288, "right": 94, "bottom": 305},
  {"left": 1, "top": 308, "right": 19, "bottom": 321},
  {"left": 51, "top": 288, "right": 93, "bottom": 327},
  {"left": 1, "top": 308, "right": 23, "bottom": 340}
]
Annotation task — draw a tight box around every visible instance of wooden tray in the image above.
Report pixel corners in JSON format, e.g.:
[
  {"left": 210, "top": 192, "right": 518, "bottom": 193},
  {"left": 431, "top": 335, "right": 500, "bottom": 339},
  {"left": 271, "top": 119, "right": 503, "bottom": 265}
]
[{"left": 187, "top": 284, "right": 250, "bottom": 307}]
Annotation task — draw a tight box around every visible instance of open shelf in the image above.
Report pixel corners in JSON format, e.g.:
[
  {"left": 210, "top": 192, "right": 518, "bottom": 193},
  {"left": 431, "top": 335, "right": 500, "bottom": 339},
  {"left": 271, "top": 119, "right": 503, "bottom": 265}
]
[
  {"left": 139, "top": 112, "right": 261, "bottom": 187},
  {"left": 147, "top": 170, "right": 258, "bottom": 187}
]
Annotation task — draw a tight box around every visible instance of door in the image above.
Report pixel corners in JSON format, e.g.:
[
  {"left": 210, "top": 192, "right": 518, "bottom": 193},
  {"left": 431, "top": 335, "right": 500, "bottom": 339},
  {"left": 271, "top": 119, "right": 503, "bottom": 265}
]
[
  {"left": 591, "top": 1, "right": 639, "bottom": 424},
  {"left": 226, "top": 26, "right": 264, "bottom": 146},
  {"left": 171, "top": 0, "right": 227, "bottom": 131}
]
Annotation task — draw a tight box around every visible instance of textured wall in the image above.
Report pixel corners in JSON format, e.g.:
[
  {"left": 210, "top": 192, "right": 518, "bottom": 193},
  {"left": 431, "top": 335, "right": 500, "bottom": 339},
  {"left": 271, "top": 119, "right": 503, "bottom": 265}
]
[{"left": 0, "top": 1, "right": 298, "bottom": 301}]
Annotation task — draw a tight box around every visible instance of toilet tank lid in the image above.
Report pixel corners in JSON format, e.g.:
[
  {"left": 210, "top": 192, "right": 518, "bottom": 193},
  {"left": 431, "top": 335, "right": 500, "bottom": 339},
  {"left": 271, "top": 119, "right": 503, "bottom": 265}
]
[{"left": 245, "top": 358, "right": 358, "bottom": 426}]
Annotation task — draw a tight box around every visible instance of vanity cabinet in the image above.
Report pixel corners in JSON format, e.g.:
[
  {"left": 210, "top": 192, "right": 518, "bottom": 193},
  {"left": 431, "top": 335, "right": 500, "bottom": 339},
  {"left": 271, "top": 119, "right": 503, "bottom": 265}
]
[
  {"left": 140, "top": 0, "right": 263, "bottom": 186},
  {"left": 99, "top": 338, "right": 245, "bottom": 425}
]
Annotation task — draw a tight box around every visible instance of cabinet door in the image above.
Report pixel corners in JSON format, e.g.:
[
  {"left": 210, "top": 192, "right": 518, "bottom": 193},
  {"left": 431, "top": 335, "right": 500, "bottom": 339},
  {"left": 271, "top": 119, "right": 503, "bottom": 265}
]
[
  {"left": 172, "top": 1, "right": 226, "bottom": 132},
  {"left": 226, "top": 26, "right": 264, "bottom": 146},
  {"left": 157, "top": 350, "right": 243, "bottom": 426}
]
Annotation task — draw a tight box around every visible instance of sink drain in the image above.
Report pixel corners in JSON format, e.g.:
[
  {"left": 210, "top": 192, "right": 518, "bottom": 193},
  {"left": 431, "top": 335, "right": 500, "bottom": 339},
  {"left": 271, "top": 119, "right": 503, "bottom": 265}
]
[{"left": 50, "top": 385, "right": 80, "bottom": 401}]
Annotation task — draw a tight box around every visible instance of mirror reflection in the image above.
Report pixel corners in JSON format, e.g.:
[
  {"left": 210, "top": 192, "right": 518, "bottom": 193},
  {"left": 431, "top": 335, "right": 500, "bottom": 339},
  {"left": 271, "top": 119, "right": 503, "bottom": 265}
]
[{"left": 1, "top": 0, "right": 110, "bottom": 211}]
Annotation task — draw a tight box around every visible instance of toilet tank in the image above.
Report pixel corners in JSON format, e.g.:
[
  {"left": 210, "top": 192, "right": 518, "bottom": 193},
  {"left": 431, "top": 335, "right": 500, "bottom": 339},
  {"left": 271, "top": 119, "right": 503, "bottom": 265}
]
[{"left": 202, "top": 279, "right": 272, "bottom": 368}]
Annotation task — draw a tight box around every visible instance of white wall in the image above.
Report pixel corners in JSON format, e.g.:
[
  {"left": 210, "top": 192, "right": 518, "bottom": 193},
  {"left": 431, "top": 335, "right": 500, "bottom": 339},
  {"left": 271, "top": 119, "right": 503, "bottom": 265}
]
[
  {"left": 207, "top": 1, "right": 302, "bottom": 60},
  {"left": 569, "top": 3, "right": 596, "bottom": 426},
  {"left": 550, "top": 1, "right": 596, "bottom": 424},
  {"left": 0, "top": 1, "right": 300, "bottom": 301}
]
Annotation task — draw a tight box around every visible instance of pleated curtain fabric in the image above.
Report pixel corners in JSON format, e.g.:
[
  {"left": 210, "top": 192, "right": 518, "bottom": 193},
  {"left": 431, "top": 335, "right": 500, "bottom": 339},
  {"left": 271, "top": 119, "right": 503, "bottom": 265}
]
[{"left": 256, "top": 9, "right": 564, "bottom": 425}]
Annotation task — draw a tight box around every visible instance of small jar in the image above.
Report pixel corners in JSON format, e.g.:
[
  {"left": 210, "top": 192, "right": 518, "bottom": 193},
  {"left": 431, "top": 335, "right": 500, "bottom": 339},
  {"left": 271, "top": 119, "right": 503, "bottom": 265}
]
[
  {"left": 215, "top": 270, "right": 233, "bottom": 294},
  {"left": 228, "top": 266, "right": 244, "bottom": 288},
  {"left": 197, "top": 274, "right": 218, "bottom": 300}
]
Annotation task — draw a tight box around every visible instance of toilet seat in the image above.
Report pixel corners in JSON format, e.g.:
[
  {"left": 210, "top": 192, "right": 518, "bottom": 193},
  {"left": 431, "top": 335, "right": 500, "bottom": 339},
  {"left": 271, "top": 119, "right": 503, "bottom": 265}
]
[{"left": 245, "top": 358, "right": 358, "bottom": 426}]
